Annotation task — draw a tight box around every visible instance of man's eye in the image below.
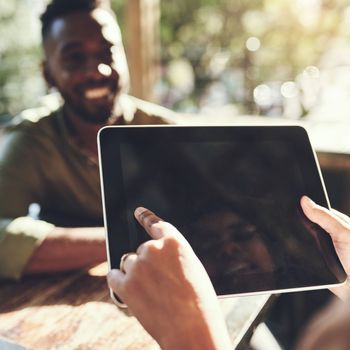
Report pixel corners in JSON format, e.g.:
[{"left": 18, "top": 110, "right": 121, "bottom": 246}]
[{"left": 63, "top": 53, "right": 86, "bottom": 68}]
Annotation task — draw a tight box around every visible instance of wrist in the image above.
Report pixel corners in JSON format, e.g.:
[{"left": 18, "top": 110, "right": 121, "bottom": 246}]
[
  {"left": 159, "top": 311, "right": 232, "bottom": 350},
  {"left": 160, "top": 325, "right": 215, "bottom": 350}
]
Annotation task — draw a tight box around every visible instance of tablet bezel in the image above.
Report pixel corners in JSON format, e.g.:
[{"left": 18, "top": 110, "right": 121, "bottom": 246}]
[{"left": 98, "top": 125, "right": 347, "bottom": 307}]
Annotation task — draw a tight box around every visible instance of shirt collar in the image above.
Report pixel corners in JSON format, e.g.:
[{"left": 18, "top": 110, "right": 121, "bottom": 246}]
[{"left": 55, "top": 94, "right": 138, "bottom": 156}]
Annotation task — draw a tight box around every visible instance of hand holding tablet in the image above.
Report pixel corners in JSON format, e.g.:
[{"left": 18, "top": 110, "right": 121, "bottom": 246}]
[
  {"left": 106, "top": 199, "right": 350, "bottom": 350},
  {"left": 98, "top": 125, "right": 347, "bottom": 307},
  {"left": 300, "top": 195, "right": 350, "bottom": 300}
]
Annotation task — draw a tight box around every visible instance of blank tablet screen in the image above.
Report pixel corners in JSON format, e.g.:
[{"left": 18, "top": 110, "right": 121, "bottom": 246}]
[{"left": 99, "top": 126, "right": 346, "bottom": 296}]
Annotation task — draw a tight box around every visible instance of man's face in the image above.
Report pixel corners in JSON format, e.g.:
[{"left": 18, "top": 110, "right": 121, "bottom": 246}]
[{"left": 43, "top": 9, "right": 130, "bottom": 124}]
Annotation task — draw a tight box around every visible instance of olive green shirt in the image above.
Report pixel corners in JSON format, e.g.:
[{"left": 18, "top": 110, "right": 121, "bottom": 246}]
[{"left": 0, "top": 95, "right": 174, "bottom": 279}]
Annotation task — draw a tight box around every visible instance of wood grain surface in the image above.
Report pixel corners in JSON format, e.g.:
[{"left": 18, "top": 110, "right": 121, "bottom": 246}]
[{"left": 0, "top": 263, "right": 272, "bottom": 350}]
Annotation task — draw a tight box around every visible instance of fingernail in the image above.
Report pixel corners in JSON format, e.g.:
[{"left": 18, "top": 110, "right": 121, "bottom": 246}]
[
  {"left": 134, "top": 207, "right": 147, "bottom": 217},
  {"left": 303, "top": 196, "right": 316, "bottom": 208}
]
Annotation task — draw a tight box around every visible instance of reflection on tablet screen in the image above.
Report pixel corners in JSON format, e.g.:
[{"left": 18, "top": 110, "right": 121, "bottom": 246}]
[{"left": 117, "top": 139, "right": 344, "bottom": 295}]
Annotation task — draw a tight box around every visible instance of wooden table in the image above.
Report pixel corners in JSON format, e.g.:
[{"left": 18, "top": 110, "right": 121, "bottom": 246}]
[{"left": 0, "top": 263, "right": 273, "bottom": 350}]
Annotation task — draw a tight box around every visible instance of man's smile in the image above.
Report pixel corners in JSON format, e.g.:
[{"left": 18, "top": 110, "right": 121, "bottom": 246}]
[{"left": 84, "top": 86, "right": 112, "bottom": 99}]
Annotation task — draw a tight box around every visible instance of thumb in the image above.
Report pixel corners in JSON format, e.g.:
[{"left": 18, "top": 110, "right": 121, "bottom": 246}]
[{"left": 300, "top": 196, "right": 346, "bottom": 240}]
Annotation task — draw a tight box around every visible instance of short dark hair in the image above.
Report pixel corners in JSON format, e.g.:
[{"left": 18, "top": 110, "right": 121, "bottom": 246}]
[{"left": 40, "top": 0, "right": 112, "bottom": 41}]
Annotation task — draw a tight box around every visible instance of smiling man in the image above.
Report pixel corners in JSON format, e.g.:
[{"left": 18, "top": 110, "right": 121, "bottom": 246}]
[{"left": 0, "top": 0, "right": 175, "bottom": 279}]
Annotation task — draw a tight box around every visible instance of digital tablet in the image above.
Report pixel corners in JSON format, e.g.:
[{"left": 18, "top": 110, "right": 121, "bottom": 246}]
[{"left": 98, "top": 125, "right": 346, "bottom": 306}]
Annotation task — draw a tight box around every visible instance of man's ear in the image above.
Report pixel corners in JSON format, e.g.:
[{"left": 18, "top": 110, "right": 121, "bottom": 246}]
[{"left": 42, "top": 60, "right": 56, "bottom": 89}]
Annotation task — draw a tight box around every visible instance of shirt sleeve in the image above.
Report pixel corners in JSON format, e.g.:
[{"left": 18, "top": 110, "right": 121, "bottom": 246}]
[
  {"left": 0, "top": 217, "right": 54, "bottom": 280},
  {"left": 0, "top": 127, "right": 54, "bottom": 280}
]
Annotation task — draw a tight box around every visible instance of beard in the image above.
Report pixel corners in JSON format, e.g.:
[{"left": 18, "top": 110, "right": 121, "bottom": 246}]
[
  {"left": 63, "top": 92, "right": 117, "bottom": 124},
  {"left": 60, "top": 74, "right": 122, "bottom": 124},
  {"left": 71, "top": 102, "right": 112, "bottom": 124}
]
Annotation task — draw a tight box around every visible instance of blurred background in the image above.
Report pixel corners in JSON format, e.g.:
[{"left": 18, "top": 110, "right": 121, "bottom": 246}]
[
  {"left": 1, "top": 2, "right": 350, "bottom": 348},
  {"left": 2, "top": 0, "right": 350, "bottom": 122}
]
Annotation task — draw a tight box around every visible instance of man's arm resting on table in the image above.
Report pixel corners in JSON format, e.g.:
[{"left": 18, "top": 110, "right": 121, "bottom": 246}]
[
  {"left": 24, "top": 226, "right": 106, "bottom": 274},
  {"left": 0, "top": 217, "right": 107, "bottom": 279}
]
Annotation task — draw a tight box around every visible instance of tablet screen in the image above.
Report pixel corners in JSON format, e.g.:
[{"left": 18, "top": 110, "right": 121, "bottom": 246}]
[{"left": 99, "top": 126, "right": 346, "bottom": 296}]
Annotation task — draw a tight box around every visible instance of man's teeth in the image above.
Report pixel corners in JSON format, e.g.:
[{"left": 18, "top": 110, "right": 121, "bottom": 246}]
[{"left": 85, "top": 87, "right": 110, "bottom": 99}]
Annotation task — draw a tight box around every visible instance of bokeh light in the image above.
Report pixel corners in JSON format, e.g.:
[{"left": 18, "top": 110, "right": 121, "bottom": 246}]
[{"left": 246, "top": 37, "right": 261, "bottom": 52}]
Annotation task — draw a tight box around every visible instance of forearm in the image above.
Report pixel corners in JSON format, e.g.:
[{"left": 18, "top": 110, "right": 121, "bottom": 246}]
[
  {"left": 150, "top": 274, "right": 233, "bottom": 350},
  {"left": 24, "top": 226, "right": 106, "bottom": 274},
  {"left": 160, "top": 311, "right": 232, "bottom": 350}
]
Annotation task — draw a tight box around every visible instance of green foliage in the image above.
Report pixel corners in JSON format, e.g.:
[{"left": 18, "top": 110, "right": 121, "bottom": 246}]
[
  {"left": 157, "top": 0, "right": 350, "bottom": 113},
  {"left": 110, "top": 0, "right": 125, "bottom": 31},
  {"left": 0, "top": 0, "right": 45, "bottom": 117},
  {"left": 1, "top": 0, "right": 350, "bottom": 116}
]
